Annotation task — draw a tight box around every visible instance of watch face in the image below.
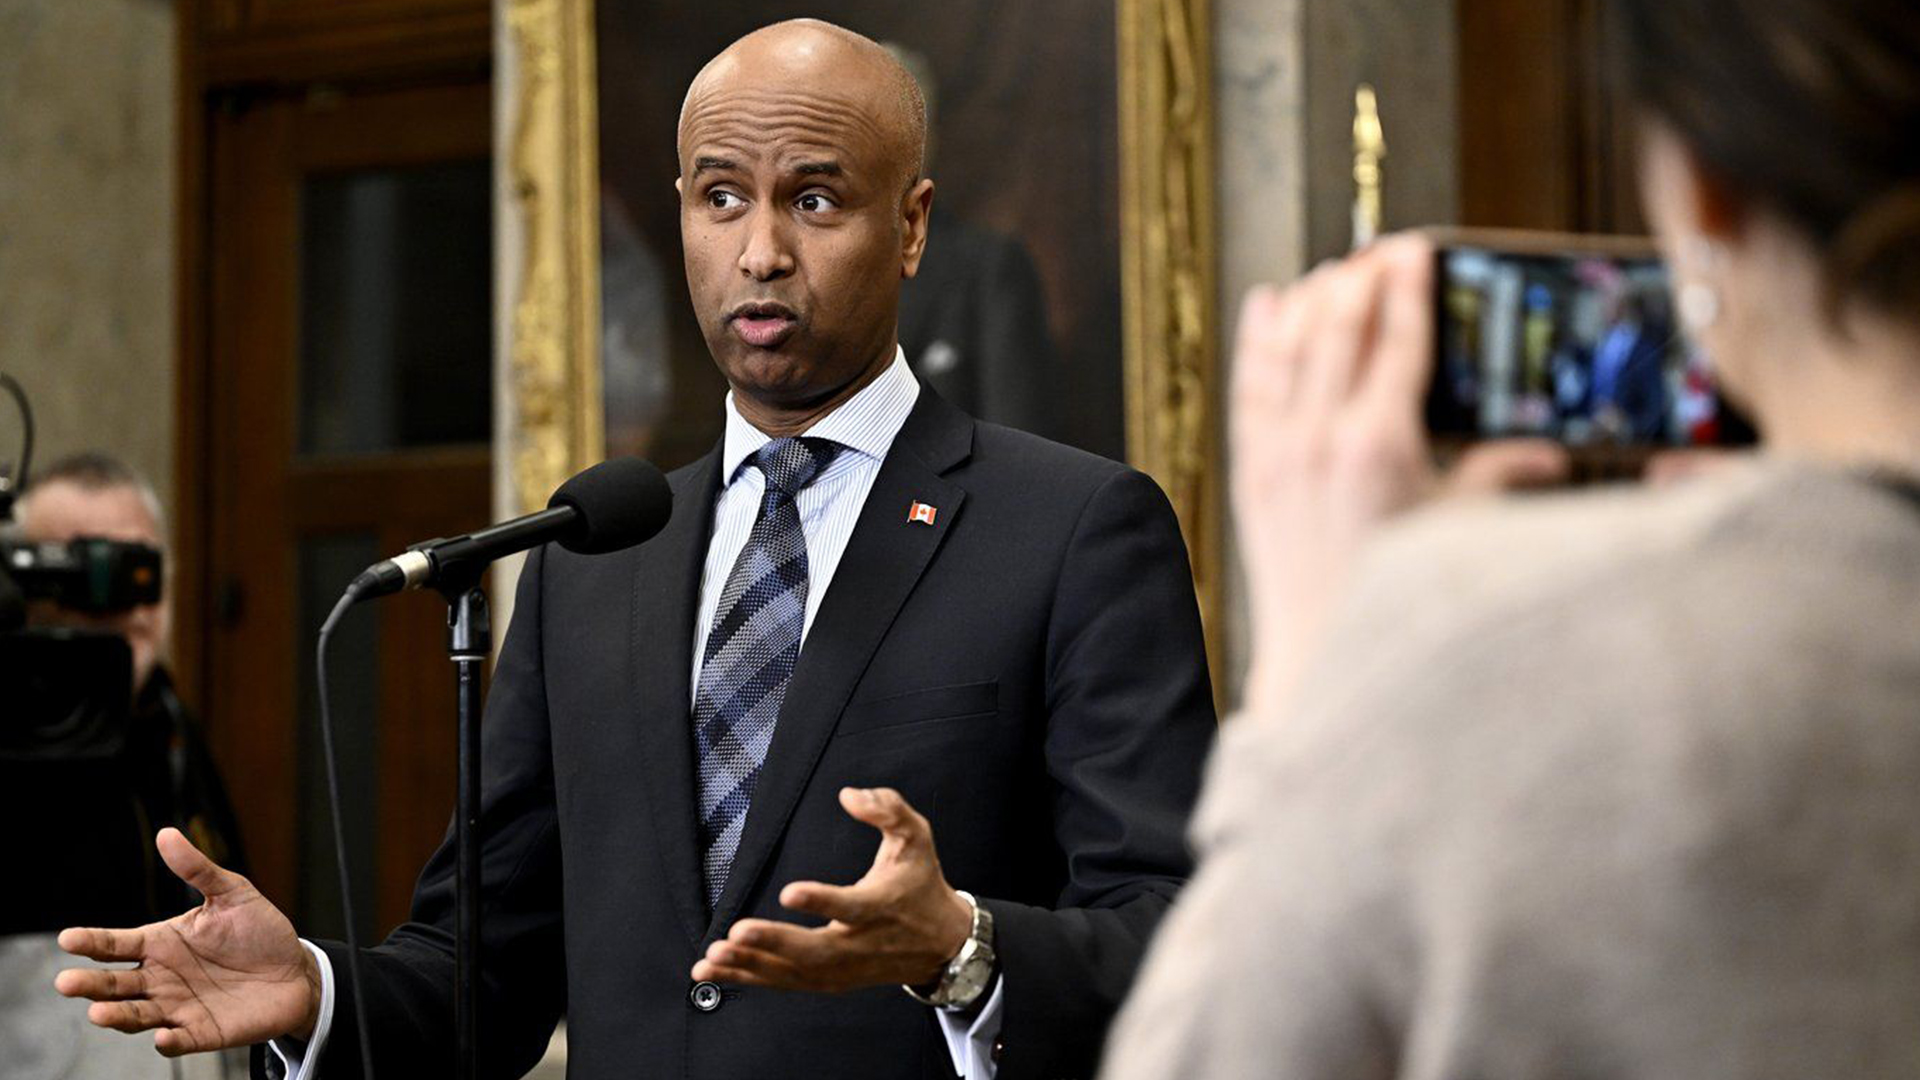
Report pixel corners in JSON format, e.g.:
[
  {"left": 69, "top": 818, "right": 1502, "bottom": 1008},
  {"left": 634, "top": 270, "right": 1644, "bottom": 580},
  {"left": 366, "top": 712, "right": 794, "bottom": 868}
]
[
  {"left": 943, "top": 941, "right": 995, "bottom": 1007},
  {"left": 904, "top": 893, "right": 997, "bottom": 1009}
]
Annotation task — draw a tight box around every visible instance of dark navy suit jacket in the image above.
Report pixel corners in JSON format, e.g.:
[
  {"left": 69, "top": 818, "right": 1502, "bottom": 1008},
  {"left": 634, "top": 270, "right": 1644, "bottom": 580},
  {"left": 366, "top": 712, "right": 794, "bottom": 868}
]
[{"left": 300, "top": 388, "right": 1216, "bottom": 1080}]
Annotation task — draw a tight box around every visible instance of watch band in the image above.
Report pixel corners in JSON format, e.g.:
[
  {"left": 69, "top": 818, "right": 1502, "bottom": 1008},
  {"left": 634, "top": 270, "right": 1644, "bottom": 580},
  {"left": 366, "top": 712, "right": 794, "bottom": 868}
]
[{"left": 902, "top": 890, "right": 996, "bottom": 1010}]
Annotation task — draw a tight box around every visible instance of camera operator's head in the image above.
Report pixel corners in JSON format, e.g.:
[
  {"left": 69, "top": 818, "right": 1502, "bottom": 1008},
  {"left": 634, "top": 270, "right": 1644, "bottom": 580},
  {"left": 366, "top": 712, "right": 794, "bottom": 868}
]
[
  {"left": 1621, "top": 0, "right": 1920, "bottom": 460},
  {"left": 15, "top": 452, "right": 170, "bottom": 693}
]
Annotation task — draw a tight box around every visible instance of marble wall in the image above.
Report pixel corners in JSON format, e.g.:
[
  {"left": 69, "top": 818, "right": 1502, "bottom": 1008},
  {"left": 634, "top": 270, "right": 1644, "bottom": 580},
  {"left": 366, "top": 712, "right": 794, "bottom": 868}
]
[
  {"left": 1210, "top": 0, "right": 1460, "bottom": 705},
  {"left": 1213, "top": 0, "right": 1460, "bottom": 313},
  {"left": 1303, "top": 0, "right": 1461, "bottom": 261},
  {"left": 0, "top": 0, "right": 177, "bottom": 526}
]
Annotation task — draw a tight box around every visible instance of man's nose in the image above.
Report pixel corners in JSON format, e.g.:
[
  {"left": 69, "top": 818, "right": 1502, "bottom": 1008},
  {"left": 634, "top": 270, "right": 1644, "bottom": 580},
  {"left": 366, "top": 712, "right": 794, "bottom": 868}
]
[{"left": 738, "top": 207, "right": 795, "bottom": 281}]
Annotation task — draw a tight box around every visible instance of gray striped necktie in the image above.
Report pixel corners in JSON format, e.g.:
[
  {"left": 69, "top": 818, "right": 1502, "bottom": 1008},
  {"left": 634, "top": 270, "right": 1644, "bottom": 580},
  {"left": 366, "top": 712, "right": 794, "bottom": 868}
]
[{"left": 693, "top": 436, "right": 842, "bottom": 908}]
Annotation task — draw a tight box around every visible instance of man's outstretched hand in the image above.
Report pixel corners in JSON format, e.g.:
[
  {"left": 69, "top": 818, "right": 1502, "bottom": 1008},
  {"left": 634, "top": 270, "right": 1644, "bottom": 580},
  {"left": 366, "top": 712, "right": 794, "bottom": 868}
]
[
  {"left": 693, "top": 787, "right": 973, "bottom": 994},
  {"left": 54, "top": 827, "right": 321, "bottom": 1057}
]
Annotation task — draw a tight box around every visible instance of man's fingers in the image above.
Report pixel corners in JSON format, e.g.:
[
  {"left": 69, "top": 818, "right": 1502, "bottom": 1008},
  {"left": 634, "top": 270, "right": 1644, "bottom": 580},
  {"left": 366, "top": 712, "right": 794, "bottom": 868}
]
[
  {"left": 57, "top": 926, "right": 146, "bottom": 963},
  {"left": 698, "top": 940, "right": 812, "bottom": 990},
  {"left": 87, "top": 998, "right": 168, "bottom": 1034},
  {"left": 779, "top": 880, "right": 874, "bottom": 923},
  {"left": 155, "top": 827, "right": 245, "bottom": 900},
  {"left": 55, "top": 966, "right": 149, "bottom": 1002},
  {"left": 726, "top": 918, "right": 839, "bottom": 966},
  {"left": 837, "top": 787, "right": 927, "bottom": 843},
  {"left": 1445, "top": 439, "right": 1571, "bottom": 498},
  {"left": 721, "top": 914, "right": 852, "bottom": 976},
  {"left": 154, "top": 1027, "right": 205, "bottom": 1058},
  {"left": 691, "top": 957, "right": 775, "bottom": 988}
]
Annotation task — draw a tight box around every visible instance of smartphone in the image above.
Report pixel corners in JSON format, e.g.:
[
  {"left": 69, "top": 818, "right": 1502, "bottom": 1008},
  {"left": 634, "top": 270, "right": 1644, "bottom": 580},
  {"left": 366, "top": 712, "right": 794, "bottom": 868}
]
[{"left": 1427, "top": 229, "right": 1752, "bottom": 453}]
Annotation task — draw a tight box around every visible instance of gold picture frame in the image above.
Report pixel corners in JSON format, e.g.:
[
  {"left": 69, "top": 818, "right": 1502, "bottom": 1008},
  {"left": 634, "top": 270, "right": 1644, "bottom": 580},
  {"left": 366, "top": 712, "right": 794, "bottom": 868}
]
[{"left": 501, "top": 0, "right": 1221, "bottom": 659}]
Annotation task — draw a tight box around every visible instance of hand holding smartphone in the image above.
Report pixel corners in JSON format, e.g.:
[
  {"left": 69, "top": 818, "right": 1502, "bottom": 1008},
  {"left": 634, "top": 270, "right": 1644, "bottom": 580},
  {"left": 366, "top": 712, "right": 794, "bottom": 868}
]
[{"left": 1427, "top": 229, "right": 1753, "bottom": 461}]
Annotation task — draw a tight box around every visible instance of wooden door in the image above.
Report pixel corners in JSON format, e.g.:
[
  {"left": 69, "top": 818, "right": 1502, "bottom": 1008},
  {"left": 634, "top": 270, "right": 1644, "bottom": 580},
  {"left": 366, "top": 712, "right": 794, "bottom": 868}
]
[
  {"left": 1458, "top": 0, "right": 1645, "bottom": 234},
  {"left": 201, "top": 79, "right": 492, "bottom": 938}
]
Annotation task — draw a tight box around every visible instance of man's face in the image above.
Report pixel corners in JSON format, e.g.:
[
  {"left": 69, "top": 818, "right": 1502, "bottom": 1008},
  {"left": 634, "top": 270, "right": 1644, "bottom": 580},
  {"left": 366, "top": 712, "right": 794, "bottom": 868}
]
[
  {"left": 677, "top": 68, "right": 930, "bottom": 411},
  {"left": 18, "top": 481, "right": 169, "bottom": 693}
]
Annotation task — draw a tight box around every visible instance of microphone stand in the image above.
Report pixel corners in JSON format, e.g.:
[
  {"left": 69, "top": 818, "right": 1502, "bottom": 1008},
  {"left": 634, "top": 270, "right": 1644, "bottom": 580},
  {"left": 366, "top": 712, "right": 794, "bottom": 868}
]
[{"left": 438, "top": 573, "right": 490, "bottom": 1080}]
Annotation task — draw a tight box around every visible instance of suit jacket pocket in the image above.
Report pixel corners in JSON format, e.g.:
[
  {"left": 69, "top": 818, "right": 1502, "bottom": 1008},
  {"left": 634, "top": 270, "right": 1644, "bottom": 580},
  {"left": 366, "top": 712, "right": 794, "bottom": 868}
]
[{"left": 834, "top": 680, "right": 998, "bottom": 738}]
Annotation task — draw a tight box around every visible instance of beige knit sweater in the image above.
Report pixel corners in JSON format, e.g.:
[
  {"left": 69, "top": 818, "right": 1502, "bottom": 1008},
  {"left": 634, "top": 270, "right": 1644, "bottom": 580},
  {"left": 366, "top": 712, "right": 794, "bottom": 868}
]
[{"left": 1105, "top": 460, "right": 1920, "bottom": 1080}]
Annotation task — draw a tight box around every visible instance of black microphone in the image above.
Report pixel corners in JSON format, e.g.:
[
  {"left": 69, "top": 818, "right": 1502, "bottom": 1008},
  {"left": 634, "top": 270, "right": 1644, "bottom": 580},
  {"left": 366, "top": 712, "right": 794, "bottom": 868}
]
[{"left": 347, "top": 457, "right": 672, "bottom": 601}]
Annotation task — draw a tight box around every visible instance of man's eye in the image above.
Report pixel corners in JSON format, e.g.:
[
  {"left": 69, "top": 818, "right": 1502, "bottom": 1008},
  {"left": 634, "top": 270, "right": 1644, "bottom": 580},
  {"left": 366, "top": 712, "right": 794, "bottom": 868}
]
[
  {"left": 707, "top": 190, "right": 743, "bottom": 210},
  {"left": 796, "top": 192, "right": 837, "bottom": 213}
]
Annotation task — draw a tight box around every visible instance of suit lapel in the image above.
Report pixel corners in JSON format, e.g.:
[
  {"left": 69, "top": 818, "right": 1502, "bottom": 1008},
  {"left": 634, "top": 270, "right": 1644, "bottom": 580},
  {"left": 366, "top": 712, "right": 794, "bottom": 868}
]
[
  {"left": 707, "top": 390, "right": 975, "bottom": 931},
  {"left": 631, "top": 448, "right": 721, "bottom": 946}
]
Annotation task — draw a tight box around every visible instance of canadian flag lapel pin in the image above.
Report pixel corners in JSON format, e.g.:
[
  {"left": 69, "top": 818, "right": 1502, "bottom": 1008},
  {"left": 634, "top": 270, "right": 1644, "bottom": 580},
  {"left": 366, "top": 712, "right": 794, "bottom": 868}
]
[{"left": 907, "top": 500, "right": 938, "bottom": 526}]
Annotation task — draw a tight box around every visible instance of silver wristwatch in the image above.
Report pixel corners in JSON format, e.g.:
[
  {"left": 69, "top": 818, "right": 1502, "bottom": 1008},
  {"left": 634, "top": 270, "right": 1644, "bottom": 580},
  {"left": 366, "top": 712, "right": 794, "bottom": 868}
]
[{"left": 903, "top": 890, "right": 996, "bottom": 1010}]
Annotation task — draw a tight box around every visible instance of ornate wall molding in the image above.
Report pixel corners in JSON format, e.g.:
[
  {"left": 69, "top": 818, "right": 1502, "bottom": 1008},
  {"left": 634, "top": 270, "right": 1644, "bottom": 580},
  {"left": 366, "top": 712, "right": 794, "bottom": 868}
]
[
  {"left": 505, "top": 0, "right": 603, "bottom": 515},
  {"left": 1119, "top": 0, "right": 1223, "bottom": 664}
]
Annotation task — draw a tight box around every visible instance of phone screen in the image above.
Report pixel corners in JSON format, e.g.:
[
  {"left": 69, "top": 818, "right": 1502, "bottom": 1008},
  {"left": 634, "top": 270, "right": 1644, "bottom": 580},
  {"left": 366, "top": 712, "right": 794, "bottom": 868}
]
[{"left": 1430, "top": 242, "right": 1750, "bottom": 447}]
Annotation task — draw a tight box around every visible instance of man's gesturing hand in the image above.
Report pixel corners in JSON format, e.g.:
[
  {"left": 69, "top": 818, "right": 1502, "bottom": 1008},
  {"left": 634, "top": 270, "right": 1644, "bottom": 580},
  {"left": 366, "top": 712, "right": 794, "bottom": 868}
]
[
  {"left": 54, "top": 827, "right": 321, "bottom": 1057},
  {"left": 693, "top": 787, "right": 974, "bottom": 993}
]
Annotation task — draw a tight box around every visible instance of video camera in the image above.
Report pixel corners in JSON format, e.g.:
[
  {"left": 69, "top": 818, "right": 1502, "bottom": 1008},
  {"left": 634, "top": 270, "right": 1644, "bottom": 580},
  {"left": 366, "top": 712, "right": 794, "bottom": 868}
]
[
  {"left": 3, "top": 535, "right": 162, "bottom": 617},
  {"left": 2, "top": 374, "right": 173, "bottom": 934},
  {"left": 0, "top": 537, "right": 159, "bottom": 762},
  {"left": 0, "top": 374, "right": 160, "bottom": 762}
]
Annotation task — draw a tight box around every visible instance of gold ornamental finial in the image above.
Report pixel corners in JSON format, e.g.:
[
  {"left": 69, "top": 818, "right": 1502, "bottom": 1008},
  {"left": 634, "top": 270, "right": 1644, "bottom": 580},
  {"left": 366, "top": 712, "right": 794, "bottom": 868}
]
[{"left": 1352, "top": 83, "right": 1386, "bottom": 249}]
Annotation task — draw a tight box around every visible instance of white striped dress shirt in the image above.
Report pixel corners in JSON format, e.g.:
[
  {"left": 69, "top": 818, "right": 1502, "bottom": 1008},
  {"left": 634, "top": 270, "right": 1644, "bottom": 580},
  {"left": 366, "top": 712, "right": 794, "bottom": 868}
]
[{"left": 689, "top": 346, "right": 920, "bottom": 697}]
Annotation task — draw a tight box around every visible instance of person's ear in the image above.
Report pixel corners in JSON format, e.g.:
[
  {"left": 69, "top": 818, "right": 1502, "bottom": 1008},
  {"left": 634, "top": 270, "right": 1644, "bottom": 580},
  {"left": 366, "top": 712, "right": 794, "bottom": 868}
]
[
  {"left": 675, "top": 176, "right": 685, "bottom": 198},
  {"left": 900, "top": 178, "right": 936, "bottom": 279},
  {"left": 1638, "top": 120, "right": 1746, "bottom": 246}
]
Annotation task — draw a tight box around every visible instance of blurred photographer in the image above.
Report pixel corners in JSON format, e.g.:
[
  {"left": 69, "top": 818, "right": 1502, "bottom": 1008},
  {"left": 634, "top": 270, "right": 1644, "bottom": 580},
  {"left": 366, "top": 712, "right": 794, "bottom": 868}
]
[
  {"left": 1108, "top": 0, "right": 1920, "bottom": 1077},
  {"left": 2, "top": 453, "right": 244, "bottom": 1077},
  {"left": 11, "top": 452, "right": 246, "bottom": 903}
]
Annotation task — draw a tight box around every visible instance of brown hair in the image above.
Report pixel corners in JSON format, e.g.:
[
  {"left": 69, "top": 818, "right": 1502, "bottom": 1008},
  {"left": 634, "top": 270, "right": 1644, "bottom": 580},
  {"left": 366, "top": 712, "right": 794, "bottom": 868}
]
[{"left": 1617, "top": 0, "right": 1920, "bottom": 321}]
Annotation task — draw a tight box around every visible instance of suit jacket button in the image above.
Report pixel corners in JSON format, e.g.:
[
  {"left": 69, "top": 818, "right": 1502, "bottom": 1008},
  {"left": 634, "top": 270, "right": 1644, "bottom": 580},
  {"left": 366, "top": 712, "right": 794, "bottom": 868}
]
[{"left": 689, "top": 980, "right": 723, "bottom": 1012}]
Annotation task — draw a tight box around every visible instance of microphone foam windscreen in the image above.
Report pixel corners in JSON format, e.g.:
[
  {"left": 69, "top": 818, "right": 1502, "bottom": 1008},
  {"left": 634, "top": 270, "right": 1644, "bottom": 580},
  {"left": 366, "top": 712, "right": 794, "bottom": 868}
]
[{"left": 548, "top": 457, "right": 673, "bottom": 555}]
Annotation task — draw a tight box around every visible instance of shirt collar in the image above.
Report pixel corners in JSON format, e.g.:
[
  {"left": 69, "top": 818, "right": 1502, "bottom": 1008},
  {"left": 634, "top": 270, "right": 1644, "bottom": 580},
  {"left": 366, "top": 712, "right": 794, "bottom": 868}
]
[{"left": 720, "top": 345, "right": 920, "bottom": 483}]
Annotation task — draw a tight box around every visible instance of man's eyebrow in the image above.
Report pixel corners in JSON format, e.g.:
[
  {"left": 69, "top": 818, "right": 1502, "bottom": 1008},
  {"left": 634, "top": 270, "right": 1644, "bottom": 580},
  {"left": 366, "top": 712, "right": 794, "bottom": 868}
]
[
  {"left": 793, "top": 160, "right": 843, "bottom": 177},
  {"left": 692, "top": 156, "right": 737, "bottom": 175}
]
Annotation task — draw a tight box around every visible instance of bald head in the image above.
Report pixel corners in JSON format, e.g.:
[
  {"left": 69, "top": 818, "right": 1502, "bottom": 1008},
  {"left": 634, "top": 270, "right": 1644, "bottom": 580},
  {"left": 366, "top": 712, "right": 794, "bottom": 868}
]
[
  {"left": 674, "top": 18, "right": 939, "bottom": 430},
  {"left": 679, "top": 19, "right": 927, "bottom": 191}
]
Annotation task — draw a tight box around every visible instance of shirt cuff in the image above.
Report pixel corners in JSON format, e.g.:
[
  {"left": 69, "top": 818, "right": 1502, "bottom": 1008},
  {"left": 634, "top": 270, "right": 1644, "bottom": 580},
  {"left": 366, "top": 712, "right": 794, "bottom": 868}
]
[
  {"left": 266, "top": 941, "right": 335, "bottom": 1080},
  {"left": 932, "top": 975, "right": 1003, "bottom": 1079}
]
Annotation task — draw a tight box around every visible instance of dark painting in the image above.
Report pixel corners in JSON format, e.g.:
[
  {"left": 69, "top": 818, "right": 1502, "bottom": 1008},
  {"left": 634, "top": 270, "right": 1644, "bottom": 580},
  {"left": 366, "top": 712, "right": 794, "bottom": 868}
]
[{"left": 596, "top": 0, "right": 1125, "bottom": 469}]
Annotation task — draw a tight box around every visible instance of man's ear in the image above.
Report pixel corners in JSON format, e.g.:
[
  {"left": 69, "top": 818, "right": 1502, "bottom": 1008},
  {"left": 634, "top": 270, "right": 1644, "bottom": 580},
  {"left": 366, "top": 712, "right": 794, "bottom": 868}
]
[
  {"left": 675, "top": 176, "right": 685, "bottom": 198},
  {"left": 900, "top": 178, "right": 936, "bottom": 280}
]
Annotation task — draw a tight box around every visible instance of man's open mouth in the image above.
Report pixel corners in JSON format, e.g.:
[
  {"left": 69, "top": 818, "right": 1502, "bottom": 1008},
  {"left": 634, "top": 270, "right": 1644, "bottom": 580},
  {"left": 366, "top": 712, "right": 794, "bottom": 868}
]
[{"left": 728, "top": 302, "right": 800, "bottom": 348}]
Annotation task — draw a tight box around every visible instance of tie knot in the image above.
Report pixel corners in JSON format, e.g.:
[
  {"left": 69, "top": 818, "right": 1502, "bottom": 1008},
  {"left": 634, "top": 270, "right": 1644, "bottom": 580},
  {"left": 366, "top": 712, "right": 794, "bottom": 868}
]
[{"left": 753, "top": 436, "right": 840, "bottom": 497}]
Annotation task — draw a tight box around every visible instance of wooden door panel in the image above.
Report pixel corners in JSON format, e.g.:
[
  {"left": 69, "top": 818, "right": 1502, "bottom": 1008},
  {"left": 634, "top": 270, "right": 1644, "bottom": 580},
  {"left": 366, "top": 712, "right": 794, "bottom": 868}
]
[
  {"left": 240, "top": 0, "right": 486, "bottom": 34},
  {"left": 1458, "top": 0, "right": 1646, "bottom": 235},
  {"left": 208, "top": 99, "right": 303, "bottom": 904},
  {"left": 204, "top": 80, "right": 492, "bottom": 936},
  {"left": 189, "top": 0, "right": 489, "bottom": 88}
]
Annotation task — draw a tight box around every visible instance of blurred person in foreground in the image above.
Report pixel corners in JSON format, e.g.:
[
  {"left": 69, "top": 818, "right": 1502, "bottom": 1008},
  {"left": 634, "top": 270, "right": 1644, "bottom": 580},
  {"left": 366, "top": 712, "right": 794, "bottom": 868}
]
[{"left": 1107, "top": 0, "right": 1920, "bottom": 1076}]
